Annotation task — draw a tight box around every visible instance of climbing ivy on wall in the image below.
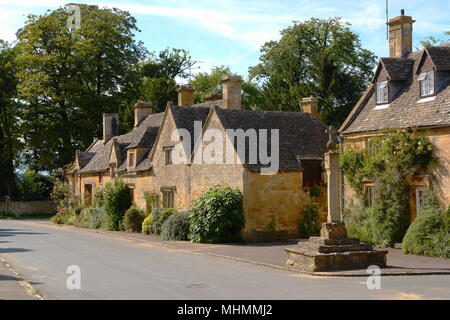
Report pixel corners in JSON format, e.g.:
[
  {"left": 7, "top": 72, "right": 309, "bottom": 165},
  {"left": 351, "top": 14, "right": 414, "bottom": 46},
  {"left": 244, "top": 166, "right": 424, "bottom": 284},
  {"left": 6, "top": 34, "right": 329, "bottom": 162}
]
[{"left": 340, "top": 129, "right": 435, "bottom": 247}]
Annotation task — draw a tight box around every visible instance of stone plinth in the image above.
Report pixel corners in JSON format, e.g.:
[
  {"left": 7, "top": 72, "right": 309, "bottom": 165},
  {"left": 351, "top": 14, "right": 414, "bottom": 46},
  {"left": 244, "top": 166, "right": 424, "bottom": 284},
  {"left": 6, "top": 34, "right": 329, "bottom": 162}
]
[{"left": 285, "top": 222, "right": 388, "bottom": 272}]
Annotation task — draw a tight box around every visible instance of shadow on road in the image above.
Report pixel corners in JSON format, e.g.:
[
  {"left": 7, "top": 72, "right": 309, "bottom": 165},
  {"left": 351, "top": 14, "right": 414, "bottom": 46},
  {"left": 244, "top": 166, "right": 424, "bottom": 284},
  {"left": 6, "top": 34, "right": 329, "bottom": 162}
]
[
  {"left": 0, "top": 229, "right": 48, "bottom": 237},
  {"left": 0, "top": 248, "right": 33, "bottom": 253}
]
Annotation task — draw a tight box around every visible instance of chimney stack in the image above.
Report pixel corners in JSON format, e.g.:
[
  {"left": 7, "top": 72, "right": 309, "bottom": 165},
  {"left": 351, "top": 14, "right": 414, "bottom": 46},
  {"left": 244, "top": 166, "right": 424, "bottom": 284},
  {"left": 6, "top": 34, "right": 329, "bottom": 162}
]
[
  {"left": 103, "top": 113, "right": 119, "bottom": 143},
  {"left": 222, "top": 75, "right": 243, "bottom": 109},
  {"left": 300, "top": 96, "right": 319, "bottom": 118},
  {"left": 177, "top": 87, "right": 195, "bottom": 106},
  {"left": 134, "top": 101, "right": 153, "bottom": 127},
  {"left": 387, "top": 9, "right": 415, "bottom": 58}
]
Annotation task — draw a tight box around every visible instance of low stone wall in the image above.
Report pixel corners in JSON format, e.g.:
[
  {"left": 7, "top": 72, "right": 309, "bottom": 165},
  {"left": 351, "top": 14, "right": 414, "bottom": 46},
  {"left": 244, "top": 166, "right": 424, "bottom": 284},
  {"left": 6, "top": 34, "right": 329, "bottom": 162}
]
[{"left": 0, "top": 201, "right": 57, "bottom": 216}]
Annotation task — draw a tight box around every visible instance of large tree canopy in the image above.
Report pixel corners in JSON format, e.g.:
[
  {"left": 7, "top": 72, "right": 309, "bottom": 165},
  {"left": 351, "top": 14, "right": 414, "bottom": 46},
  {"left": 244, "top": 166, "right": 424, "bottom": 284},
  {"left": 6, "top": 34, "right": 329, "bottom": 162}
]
[
  {"left": 0, "top": 40, "right": 20, "bottom": 198},
  {"left": 15, "top": 4, "right": 146, "bottom": 171},
  {"left": 249, "top": 17, "right": 376, "bottom": 126},
  {"left": 132, "top": 48, "right": 195, "bottom": 119}
]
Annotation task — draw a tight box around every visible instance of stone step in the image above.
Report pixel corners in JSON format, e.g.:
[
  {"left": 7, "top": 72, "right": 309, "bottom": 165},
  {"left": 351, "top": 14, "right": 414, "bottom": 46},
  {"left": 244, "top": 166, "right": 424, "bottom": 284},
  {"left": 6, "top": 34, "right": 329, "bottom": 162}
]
[
  {"left": 298, "top": 242, "right": 373, "bottom": 253},
  {"left": 307, "top": 237, "right": 361, "bottom": 245},
  {"left": 285, "top": 247, "right": 388, "bottom": 272}
]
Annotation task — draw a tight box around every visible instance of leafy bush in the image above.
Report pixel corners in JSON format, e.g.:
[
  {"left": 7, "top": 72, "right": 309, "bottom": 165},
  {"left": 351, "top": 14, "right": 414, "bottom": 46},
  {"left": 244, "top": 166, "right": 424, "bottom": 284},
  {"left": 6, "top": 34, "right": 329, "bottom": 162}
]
[
  {"left": 340, "top": 130, "right": 435, "bottom": 247},
  {"left": 122, "top": 206, "right": 145, "bottom": 232},
  {"left": 17, "top": 168, "right": 54, "bottom": 201},
  {"left": 161, "top": 211, "right": 190, "bottom": 241},
  {"left": 344, "top": 203, "right": 374, "bottom": 244},
  {"left": 148, "top": 208, "right": 175, "bottom": 235},
  {"left": 189, "top": 185, "right": 244, "bottom": 243},
  {"left": 103, "top": 179, "right": 132, "bottom": 230},
  {"left": 51, "top": 207, "right": 74, "bottom": 224},
  {"left": 80, "top": 207, "right": 107, "bottom": 229},
  {"left": 402, "top": 198, "right": 450, "bottom": 258},
  {"left": 142, "top": 214, "right": 153, "bottom": 235},
  {"left": 298, "top": 202, "right": 320, "bottom": 238},
  {"left": 93, "top": 187, "right": 105, "bottom": 207}
]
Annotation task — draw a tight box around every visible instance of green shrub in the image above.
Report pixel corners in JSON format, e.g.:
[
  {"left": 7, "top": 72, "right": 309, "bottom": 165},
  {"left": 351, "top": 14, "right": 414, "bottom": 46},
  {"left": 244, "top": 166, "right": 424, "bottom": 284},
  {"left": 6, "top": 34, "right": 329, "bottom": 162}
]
[
  {"left": 148, "top": 208, "right": 175, "bottom": 235},
  {"left": 73, "top": 205, "right": 84, "bottom": 215},
  {"left": 402, "top": 204, "right": 450, "bottom": 259},
  {"left": 142, "top": 214, "right": 153, "bottom": 235},
  {"left": 51, "top": 207, "right": 74, "bottom": 224},
  {"left": 340, "top": 130, "right": 435, "bottom": 247},
  {"left": 161, "top": 211, "right": 190, "bottom": 241},
  {"left": 80, "top": 207, "right": 107, "bottom": 229},
  {"left": 122, "top": 206, "right": 145, "bottom": 232},
  {"left": 298, "top": 202, "right": 320, "bottom": 238},
  {"left": 93, "top": 187, "right": 105, "bottom": 207},
  {"left": 307, "top": 186, "right": 322, "bottom": 198},
  {"left": 103, "top": 179, "right": 132, "bottom": 230},
  {"left": 189, "top": 185, "right": 244, "bottom": 243},
  {"left": 344, "top": 203, "right": 374, "bottom": 244}
]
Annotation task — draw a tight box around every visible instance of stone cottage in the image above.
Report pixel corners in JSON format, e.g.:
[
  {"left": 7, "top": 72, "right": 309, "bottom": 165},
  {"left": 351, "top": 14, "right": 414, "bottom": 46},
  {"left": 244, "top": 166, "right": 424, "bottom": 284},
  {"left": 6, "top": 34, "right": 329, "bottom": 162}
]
[
  {"left": 70, "top": 76, "right": 328, "bottom": 241},
  {"left": 339, "top": 10, "right": 450, "bottom": 221}
]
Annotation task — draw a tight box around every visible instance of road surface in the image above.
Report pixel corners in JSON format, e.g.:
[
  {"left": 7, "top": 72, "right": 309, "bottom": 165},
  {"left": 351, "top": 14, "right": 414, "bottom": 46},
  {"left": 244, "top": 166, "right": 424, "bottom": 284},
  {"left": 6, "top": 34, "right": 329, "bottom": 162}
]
[{"left": 0, "top": 219, "right": 449, "bottom": 299}]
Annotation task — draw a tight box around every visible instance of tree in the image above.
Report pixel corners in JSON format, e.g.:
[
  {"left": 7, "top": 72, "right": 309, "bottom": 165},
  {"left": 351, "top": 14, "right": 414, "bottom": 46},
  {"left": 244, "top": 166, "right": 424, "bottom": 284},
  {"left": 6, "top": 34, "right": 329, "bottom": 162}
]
[
  {"left": 132, "top": 48, "right": 195, "bottom": 118},
  {"left": 191, "top": 65, "right": 232, "bottom": 102},
  {"left": 190, "top": 65, "right": 265, "bottom": 110},
  {"left": 418, "top": 31, "right": 450, "bottom": 48},
  {"left": 15, "top": 4, "right": 146, "bottom": 171},
  {"left": 249, "top": 17, "right": 376, "bottom": 126},
  {"left": 0, "top": 40, "right": 20, "bottom": 198}
]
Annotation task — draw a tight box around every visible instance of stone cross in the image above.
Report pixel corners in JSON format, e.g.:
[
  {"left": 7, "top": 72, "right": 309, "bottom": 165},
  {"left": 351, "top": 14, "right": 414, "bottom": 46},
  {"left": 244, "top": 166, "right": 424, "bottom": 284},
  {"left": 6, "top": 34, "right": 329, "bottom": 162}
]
[{"left": 324, "top": 126, "right": 341, "bottom": 222}]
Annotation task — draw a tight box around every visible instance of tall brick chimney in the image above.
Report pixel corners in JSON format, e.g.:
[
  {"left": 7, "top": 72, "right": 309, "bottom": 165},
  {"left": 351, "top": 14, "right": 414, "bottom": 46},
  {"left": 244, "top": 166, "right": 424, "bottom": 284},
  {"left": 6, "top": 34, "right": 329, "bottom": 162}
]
[
  {"left": 222, "top": 75, "right": 243, "bottom": 109},
  {"left": 387, "top": 9, "right": 415, "bottom": 58},
  {"left": 134, "top": 101, "right": 153, "bottom": 127},
  {"left": 300, "top": 96, "right": 319, "bottom": 118},
  {"left": 177, "top": 87, "right": 195, "bottom": 106},
  {"left": 103, "top": 113, "right": 119, "bottom": 143}
]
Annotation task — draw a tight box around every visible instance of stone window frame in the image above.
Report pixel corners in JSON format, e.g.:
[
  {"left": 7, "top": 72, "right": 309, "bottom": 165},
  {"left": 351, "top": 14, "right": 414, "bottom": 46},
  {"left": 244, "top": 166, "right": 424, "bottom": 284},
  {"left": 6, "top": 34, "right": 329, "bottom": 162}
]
[
  {"left": 376, "top": 80, "right": 389, "bottom": 104},
  {"left": 161, "top": 187, "right": 175, "bottom": 208},
  {"left": 164, "top": 146, "right": 174, "bottom": 165}
]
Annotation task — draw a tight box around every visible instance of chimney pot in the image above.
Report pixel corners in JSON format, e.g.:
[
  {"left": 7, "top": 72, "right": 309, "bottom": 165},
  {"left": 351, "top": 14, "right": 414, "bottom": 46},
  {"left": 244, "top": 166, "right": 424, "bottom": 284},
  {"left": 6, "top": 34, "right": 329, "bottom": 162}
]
[
  {"left": 177, "top": 87, "right": 195, "bottom": 106},
  {"left": 300, "top": 96, "right": 319, "bottom": 118},
  {"left": 221, "top": 75, "right": 243, "bottom": 109},
  {"left": 134, "top": 101, "right": 153, "bottom": 127},
  {"left": 387, "top": 11, "right": 415, "bottom": 57},
  {"left": 103, "top": 113, "right": 119, "bottom": 143}
]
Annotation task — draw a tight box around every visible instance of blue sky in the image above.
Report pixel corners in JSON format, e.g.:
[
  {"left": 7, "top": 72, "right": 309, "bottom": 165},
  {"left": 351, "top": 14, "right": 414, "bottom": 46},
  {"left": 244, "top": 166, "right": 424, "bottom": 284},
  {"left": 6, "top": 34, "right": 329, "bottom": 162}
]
[{"left": 0, "top": 0, "right": 449, "bottom": 79}]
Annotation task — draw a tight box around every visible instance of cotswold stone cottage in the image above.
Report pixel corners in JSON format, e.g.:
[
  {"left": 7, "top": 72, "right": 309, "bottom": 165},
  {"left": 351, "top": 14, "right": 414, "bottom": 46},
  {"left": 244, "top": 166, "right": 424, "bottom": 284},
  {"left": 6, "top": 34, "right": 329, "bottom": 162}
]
[
  {"left": 339, "top": 11, "right": 450, "bottom": 221},
  {"left": 70, "top": 76, "right": 328, "bottom": 241}
]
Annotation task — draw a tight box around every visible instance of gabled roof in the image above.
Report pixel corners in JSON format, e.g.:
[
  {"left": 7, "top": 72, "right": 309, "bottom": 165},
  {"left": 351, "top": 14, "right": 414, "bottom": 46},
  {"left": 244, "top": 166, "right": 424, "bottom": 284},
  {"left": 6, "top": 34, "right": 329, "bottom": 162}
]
[
  {"left": 340, "top": 47, "right": 450, "bottom": 135},
  {"left": 213, "top": 107, "right": 328, "bottom": 171},
  {"left": 416, "top": 45, "right": 450, "bottom": 73},
  {"left": 371, "top": 57, "right": 414, "bottom": 82},
  {"left": 78, "top": 112, "right": 164, "bottom": 173}
]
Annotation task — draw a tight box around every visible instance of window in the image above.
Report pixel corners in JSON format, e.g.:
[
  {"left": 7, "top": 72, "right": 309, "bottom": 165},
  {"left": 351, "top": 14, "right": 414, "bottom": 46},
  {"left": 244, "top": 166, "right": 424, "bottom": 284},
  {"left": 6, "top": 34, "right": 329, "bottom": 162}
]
[
  {"left": 164, "top": 147, "right": 173, "bottom": 165},
  {"left": 415, "top": 187, "right": 427, "bottom": 216},
  {"left": 128, "top": 151, "right": 135, "bottom": 168},
  {"left": 162, "top": 188, "right": 175, "bottom": 208},
  {"left": 129, "top": 186, "right": 135, "bottom": 204},
  {"left": 419, "top": 71, "right": 435, "bottom": 97},
  {"left": 376, "top": 81, "right": 388, "bottom": 104}
]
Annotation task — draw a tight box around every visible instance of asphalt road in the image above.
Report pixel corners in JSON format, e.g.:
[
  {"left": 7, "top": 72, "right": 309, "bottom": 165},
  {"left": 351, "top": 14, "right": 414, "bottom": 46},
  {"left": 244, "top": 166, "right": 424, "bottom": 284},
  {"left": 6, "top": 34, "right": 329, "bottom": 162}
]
[{"left": 1, "top": 219, "right": 449, "bottom": 300}]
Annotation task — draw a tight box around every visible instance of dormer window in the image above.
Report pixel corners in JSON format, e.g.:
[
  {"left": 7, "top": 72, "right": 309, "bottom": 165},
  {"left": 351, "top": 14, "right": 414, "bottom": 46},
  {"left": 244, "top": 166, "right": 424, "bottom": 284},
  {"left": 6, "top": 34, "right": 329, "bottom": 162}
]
[
  {"left": 418, "top": 71, "right": 435, "bottom": 97},
  {"left": 376, "top": 81, "right": 388, "bottom": 104}
]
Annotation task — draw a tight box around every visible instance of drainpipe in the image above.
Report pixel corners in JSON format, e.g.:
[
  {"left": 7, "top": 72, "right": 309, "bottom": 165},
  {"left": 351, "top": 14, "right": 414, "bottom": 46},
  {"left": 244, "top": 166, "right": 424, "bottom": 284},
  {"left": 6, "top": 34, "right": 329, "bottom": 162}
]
[{"left": 338, "top": 135, "right": 344, "bottom": 221}]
